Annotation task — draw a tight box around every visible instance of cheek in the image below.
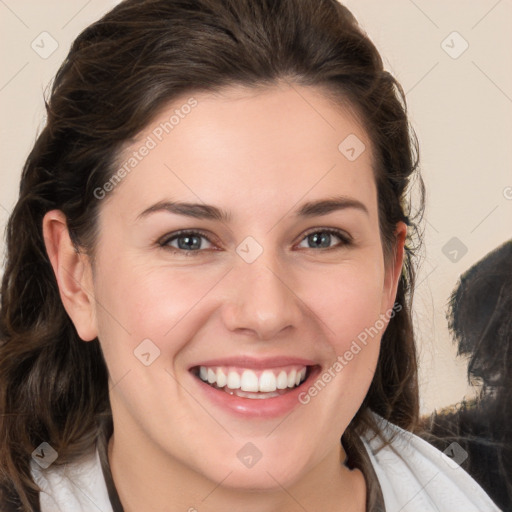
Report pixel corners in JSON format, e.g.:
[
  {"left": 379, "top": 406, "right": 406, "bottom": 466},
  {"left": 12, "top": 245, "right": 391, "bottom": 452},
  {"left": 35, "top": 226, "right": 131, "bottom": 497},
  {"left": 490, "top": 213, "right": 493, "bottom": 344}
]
[
  {"left": 301, "top": 260, "right": 385, "bottom": 348},
  {"left": 93, "top": 257, "right": 222, "bottom": 353}
]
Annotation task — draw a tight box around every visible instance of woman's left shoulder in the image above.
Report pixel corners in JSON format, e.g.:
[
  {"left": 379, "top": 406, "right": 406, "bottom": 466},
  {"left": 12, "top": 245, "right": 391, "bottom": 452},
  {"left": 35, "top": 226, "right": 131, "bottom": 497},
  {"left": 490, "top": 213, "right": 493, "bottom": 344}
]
[{"left": 360, "top": 412, "right": 503, "bottom": 512}]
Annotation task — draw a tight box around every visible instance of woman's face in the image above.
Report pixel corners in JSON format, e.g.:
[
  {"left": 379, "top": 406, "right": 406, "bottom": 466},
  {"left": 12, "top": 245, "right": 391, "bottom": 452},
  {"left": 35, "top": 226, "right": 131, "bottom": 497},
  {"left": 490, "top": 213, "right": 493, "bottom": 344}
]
[{"left": 77, "top": 84, "right": 404, "bottom": 490}]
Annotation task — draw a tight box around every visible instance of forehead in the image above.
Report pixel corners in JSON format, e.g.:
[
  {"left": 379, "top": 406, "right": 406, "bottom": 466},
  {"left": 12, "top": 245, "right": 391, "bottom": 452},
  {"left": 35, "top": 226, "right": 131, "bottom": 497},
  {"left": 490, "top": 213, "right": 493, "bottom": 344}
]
[{"left": 104, "top": 83, "right": 377, "bottom": 221}]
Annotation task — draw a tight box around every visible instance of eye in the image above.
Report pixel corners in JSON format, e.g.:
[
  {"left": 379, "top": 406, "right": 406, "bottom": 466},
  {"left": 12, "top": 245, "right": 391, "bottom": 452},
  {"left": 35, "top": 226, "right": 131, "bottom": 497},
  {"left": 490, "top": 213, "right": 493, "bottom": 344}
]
[
  {"left": 296, "top": 228, "right": 351, "bottom": 250},
  {"left": 159, "top": 230, "right": 215, "bottom": 255},
  {"left": 158, "top": 227, "right": 351, "bottom": 256}
]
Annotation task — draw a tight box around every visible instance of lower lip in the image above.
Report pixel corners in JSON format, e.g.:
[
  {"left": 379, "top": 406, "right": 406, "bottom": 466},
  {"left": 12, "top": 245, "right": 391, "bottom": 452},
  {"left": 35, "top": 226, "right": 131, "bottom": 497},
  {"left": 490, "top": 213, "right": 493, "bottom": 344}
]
[{"left": 190, "top": 366, "right": 321, "bottom": 419}]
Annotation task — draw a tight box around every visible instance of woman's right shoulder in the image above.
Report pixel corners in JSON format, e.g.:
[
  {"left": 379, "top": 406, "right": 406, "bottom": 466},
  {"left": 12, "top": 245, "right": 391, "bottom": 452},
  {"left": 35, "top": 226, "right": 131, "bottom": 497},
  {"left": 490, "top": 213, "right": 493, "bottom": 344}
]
[{"left": 30, "top": 445, "right": 113, "bottom": 512}]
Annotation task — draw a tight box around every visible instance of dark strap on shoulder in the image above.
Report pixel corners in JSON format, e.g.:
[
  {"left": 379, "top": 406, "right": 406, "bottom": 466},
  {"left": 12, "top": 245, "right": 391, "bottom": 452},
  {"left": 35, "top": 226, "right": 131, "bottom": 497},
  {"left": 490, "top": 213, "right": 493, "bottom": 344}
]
[
  {"left": 97, "top": 414, "right": 125, "bottom": 512},
  {"left": 342, "top": 434, "right": 386, "bottom": 512}
]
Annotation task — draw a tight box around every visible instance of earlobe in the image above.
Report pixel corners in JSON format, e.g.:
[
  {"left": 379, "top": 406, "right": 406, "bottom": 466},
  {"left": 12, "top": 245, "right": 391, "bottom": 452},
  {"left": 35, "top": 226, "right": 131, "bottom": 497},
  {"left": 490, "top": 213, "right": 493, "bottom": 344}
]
[{"left": 42, "top": 210, "right": 98, "bottom": 341}]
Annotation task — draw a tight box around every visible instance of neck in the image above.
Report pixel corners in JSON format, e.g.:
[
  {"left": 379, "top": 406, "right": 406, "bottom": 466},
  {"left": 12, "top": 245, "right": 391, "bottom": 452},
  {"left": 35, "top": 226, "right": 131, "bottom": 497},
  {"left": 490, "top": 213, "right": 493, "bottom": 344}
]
[{"left": 107, "top": 427, "right": 366, "bottom": 512}]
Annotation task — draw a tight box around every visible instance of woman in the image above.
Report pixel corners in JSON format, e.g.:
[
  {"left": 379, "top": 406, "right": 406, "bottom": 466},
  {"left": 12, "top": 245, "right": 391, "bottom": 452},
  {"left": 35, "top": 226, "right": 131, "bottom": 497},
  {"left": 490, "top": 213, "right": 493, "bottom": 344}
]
[{"left": 0, "top": 0, "right": 501, "bottom": 511}]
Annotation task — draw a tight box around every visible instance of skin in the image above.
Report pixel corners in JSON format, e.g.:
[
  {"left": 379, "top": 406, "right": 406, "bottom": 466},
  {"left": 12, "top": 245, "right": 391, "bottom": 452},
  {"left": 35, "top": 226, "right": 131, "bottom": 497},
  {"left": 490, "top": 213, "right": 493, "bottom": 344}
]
[{"left": 43, "top": 82, "right": 406, "bottom": 512}]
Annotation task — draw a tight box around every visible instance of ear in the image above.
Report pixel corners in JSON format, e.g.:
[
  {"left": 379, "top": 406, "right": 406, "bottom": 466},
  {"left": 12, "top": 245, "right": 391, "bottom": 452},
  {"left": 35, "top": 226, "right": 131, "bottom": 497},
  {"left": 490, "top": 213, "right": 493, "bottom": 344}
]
[
  {"left": 382, "top": 221, "right": 407, "bottom": 313},
  {"left": 42, "top": 210, "right": 98, "bottom": 341}
]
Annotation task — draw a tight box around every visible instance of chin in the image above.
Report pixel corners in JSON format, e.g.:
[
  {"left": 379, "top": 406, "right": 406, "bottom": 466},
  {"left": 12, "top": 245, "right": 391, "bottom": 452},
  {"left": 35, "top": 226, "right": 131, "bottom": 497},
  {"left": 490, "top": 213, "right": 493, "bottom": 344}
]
[{"left": 207, "top": 462, "right": 305, "bottom": 492}]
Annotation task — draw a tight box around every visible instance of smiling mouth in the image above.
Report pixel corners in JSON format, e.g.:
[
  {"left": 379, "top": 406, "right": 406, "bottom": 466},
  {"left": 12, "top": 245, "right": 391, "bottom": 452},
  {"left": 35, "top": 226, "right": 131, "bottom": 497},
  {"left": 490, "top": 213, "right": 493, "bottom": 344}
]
[{"left": 190, "top": 365, "right": 313, "bottom": 399}]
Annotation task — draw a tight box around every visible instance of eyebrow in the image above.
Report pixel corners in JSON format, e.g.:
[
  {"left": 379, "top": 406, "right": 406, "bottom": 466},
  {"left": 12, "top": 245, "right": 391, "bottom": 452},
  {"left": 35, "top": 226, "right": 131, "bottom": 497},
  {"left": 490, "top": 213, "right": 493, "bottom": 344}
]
[{"left": 136, "top": 195, "right": 369, "bottom": 223}]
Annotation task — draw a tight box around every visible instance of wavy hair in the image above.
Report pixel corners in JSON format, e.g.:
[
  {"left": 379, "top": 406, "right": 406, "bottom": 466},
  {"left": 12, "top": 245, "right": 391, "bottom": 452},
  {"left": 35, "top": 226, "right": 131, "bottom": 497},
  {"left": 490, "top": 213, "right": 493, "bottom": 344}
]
[{"left": 0, "top": 0, "right": 424, "bottom": 509}]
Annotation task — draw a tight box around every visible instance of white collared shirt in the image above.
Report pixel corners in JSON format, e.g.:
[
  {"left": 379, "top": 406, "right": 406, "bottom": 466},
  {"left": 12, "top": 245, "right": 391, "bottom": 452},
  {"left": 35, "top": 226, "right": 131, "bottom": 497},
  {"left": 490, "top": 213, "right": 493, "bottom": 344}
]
[{"left": 30, "top": 414, "right": 502, "bottom": 512}]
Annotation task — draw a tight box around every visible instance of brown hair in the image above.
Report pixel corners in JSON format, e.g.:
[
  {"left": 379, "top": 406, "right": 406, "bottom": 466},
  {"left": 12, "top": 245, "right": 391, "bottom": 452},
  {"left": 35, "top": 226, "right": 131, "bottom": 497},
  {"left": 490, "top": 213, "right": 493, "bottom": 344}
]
[{"left": 0, "top": 0, "right": 424, "bottom": 509}]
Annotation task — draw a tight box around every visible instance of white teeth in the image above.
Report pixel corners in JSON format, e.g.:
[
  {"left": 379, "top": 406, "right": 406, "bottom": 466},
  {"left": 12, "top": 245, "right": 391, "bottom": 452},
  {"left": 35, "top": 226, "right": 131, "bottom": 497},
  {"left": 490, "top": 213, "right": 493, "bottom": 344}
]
[
  {"left": 216, "top": 368, "right": 227, "bottom": 388},
  {"left": 287, "top": 369, "right": 297, "bottom": 388},
  {"left": 197, "top": 365, "right": 309, "bottom": 393},
  {"left": 207, "top": 368, "right": 216, "bottom": 384},
  {"left": 259, "top": 370, "right": 277, "bottom": 392},
  {"left": 240, "top": 370, "right": 259, "bottom": 392},
  {"left": 232, "top": 389, "right": 281, "bottom": 399},
  {"left": 276, "top": 371, "right": 288, "bottom": 389},
  {"left": 227, "top": 370, "right": 241, "bottom": 389},
  {"left": 296, "top": 368, "right": 306, "bottom": 386}
]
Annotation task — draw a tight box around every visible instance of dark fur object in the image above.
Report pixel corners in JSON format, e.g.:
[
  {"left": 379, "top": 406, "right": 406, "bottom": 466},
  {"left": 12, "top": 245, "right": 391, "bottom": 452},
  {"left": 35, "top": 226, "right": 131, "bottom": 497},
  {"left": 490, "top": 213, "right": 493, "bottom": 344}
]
[{"left": 421, "top": 240, "right": 512, "bottom": 511}]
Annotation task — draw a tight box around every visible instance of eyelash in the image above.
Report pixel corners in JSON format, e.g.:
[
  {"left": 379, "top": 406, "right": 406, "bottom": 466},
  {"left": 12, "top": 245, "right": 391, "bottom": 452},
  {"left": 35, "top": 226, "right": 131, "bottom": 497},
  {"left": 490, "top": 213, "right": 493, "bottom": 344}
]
[{"left": 158, "top": 228, "right": 352, "bottom": 256}]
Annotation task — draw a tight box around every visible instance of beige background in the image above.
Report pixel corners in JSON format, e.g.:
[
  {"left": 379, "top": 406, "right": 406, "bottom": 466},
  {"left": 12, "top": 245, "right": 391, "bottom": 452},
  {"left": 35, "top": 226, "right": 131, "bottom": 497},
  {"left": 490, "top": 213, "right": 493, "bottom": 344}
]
[{"left": 1, "top": 1, "right": 511, "bottom": 415}]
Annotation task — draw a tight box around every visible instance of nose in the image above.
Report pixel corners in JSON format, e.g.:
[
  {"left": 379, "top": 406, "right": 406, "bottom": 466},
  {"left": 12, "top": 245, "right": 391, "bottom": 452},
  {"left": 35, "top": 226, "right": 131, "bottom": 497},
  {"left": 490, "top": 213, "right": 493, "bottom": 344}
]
[{"left": 221, "top": 249, "right": 303, "bottom": 341}]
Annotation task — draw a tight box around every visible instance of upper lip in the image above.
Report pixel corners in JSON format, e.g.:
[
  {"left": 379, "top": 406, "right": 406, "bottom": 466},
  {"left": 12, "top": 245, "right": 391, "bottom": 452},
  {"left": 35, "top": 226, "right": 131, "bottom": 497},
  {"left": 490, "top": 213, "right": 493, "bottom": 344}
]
[{"left": 188, "top": 355, "right": 318, "bottom": 370}]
